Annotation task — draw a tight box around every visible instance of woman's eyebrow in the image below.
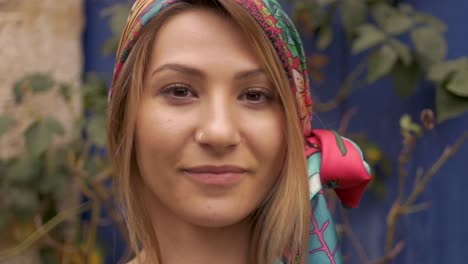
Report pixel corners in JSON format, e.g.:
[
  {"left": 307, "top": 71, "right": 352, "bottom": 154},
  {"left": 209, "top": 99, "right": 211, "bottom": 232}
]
[
  {"left": 234, "top": 69, "right": 266, "bottom": 80},
  {"left": 150, "top": 63, "right": 266, "bottom": 80},
  {"left": 150, "top": 63, "right": 205, "bottom": 78}
]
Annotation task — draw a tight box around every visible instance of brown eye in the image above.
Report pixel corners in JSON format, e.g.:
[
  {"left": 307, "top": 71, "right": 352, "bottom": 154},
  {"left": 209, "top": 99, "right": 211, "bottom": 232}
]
[
  {"left": 245, "top": 91, "right": 262, "bottom": 101},
  {"left": 172, "top": 87, "right": 190, "bottom": 97},
  {"left": 161, "top": 83, "right": 197, "bottom": 98},
  {"left": 240, "top": 87, "right": 274, "bottom": 103}
]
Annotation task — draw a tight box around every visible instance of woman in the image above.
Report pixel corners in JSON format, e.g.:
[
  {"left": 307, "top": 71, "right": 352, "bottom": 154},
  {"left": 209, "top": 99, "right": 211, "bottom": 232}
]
[{"left": 106, "top": 0, "right": 372, "bottom": 263}]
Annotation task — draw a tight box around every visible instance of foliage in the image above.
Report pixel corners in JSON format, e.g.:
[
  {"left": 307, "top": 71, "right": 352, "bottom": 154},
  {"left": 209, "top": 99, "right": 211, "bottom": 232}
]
[
  {"left": 101, "top": 3, "right": 133, "bottom": 55},
  {"left": 0, "top": 3, "right": 132, "bottom": 263},
  {"left": 0, "top": 72, "right": 119, "bottom": 263},
  {"left": 291, "top": 0, "right": 468, "bottom": 123}
]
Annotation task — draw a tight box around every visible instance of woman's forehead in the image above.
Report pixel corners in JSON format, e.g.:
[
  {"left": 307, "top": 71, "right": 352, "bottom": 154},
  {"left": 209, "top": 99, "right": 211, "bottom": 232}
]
[{"left": 148, "top": 8, "right": 263, "bottom": 78}]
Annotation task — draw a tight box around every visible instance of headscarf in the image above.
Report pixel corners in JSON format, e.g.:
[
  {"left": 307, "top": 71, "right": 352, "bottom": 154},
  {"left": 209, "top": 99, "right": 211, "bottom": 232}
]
[{"left": 109, "top": 0, "right": 372, "bottom": 263}]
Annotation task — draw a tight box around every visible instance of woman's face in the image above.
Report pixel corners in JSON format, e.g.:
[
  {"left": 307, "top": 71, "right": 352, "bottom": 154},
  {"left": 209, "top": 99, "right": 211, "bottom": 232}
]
[{"left": 135, "top": 8, "right": 286, "bottom": 228}]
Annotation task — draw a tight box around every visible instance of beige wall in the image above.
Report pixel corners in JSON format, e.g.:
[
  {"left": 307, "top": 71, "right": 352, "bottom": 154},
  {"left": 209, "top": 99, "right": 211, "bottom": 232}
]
[
  {"left": 0, "top": 0, "right": 83, "bottom": 263},
  {"left": 0, "top": 0, "right": 83, "bottom": 159}
]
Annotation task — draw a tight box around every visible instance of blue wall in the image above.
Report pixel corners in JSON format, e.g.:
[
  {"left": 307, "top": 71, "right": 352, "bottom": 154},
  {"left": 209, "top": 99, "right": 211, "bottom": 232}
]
[
  {"left": 336, "top": 1, "right": 468, "bottom": 263},
  {"left": 83, "top": 0, "right": 468, "bottom": 263}
]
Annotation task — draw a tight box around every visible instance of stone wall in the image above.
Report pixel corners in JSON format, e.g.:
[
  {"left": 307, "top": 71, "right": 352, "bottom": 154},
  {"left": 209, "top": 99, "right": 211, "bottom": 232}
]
[
  {"left": 0, "top": 0, "right": 83, "bottom": 263},
  {"left": 0, "top": 0, "right": 83, "bottom": 159}
]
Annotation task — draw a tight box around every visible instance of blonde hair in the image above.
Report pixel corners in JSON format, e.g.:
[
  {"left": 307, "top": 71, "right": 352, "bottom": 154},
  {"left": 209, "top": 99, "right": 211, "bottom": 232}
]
[{"left": 106, "top": 1, "right": 310, "bottom": 263}]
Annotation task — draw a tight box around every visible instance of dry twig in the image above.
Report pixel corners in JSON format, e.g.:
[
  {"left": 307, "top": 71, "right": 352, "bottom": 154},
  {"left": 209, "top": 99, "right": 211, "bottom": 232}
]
[{"left": 380, "top": 130, "right": 468, "bottom": 263}]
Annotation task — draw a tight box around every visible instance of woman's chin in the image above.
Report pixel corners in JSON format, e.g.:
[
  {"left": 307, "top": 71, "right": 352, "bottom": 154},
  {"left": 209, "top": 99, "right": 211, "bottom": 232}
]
[{"left": 182, "top": 207, "right": 253, "bottom": 229}]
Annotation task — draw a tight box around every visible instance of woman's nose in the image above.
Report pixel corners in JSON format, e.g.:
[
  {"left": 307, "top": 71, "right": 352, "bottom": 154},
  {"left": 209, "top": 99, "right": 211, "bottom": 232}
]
[{"left": 195, "top": 99, "right": 241, "bottom": 154}]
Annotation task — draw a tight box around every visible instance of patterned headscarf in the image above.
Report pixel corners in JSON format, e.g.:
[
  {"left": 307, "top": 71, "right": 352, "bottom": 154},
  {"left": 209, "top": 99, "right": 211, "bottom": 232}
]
[{"left": 109, "top": 0, "right": 372, "bottom": 263}]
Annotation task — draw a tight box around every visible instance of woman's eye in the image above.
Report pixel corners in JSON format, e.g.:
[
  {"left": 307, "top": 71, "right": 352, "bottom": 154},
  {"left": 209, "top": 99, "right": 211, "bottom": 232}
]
[
  {"left": 240, "top": 88, "right": 274, "bottom": 103},
  {"left": 160, "top": 84, "right": 196, "bottom": 99}
]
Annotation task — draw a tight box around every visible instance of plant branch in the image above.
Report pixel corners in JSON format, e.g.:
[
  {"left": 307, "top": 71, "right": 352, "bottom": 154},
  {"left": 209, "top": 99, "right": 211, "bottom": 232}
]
[
  {"left": 405, "top": 131, "right": 468, "bottom": 207},
  {"left": 338, "top": 107, "right": 359, "bottom": 135},
  {"left": 338, "top": 205, "right": 369, "bottom": 264},
  {"left": 33, "top": 214, "right": 78, "bottom": 254},
  {"left": 90, "top": 179, "right": 127, "bottom": 237},
  {"left": 370, "top": 241, "right": 405, "bottom": 264},
  {"left": 314, "top": 59, "right": 368, "bottom": 112},
  {"left": 382, "top": 130, "right": 468, "bottom": 263},
  {"left": 383, "top": 131, "right": 417, "bottom": 255},
  {"left": 0, "top": 202, "right": 91, "bottom": 261}
]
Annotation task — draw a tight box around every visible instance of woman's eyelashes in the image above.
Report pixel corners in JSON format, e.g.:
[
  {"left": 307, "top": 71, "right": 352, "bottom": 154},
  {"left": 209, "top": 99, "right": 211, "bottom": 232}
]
[
  {"left": 238, "top": 87, "right": 275, "bottom": 104},
  {"left": 159, "top": 83, "right": 198, "bottom": 103},
  {"left": 158, "top": 83, "right": 275, "bottom": 105}
]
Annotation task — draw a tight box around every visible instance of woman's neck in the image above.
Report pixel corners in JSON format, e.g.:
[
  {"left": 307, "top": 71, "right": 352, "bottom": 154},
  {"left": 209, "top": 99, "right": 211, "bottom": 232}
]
[{"left": 155, "top": 218, "right": 251, "bottom": 264}]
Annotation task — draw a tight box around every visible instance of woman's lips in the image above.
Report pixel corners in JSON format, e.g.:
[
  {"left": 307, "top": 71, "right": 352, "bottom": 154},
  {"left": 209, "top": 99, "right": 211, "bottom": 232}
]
[{"left": 182, "top": 165, "right": 248, "bottom": 185}]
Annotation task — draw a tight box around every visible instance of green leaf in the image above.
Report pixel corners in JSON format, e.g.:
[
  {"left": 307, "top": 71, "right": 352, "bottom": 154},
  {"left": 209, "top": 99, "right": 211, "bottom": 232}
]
[
  {"left": 87, "top": 115, "right": 107, "bottom": 146},
  {"left": 5, "top": 157, "right": 38, "bottom": 184},
  {"left": 82, "top": 74, "right": 108, "bottom": 113},
  {"left": 5, "top": 187, "right": 39, "bottom": 218},
  {"left": 436, "top": 85, "right": 468, "bottom": 123},
  {"left": 29, "top": 74, "right": 55, "bottom": 92},
  {"left": 352, "top": 24, "right": 386, "bottom": 54},
  {"left": 385, "top": 14, "right": 413, "bottom": 35},
  {"left": 413, "top": 12, "right": 447, "bottom": 32},
  {"left": 372, "top": 3, "right": 413, "bottom": 35},
  {"left": 59, "top": 83, "right": 72, "bottom": 102},
  {"left": 411, "top": 27, "right": 447, "bottom": 64},
  {"left": 446, "top": 68, "right": 468, "bottom": 97},
  {"left": 13, "top": 80, "right": 25, "bottom": 104},
  {"left": 367, "top": 44, "right": 398, "bottom": 83},
  {"left": 398, "top": 4, "right": 414, "bottom": 14},
  {"left": 400, "top": 114, "right": 412, "bottom": 130},
  {"left": 100, "top": 3, "right": 131, "bottom": 55},
  {"left": 388, "top": 38, "right": 412, "bottom": 66},
  {"left": 428, "top": 58, "right": 468, "bottom": 82},
  {"left": 317, "top": 26, "right": 333, "bottom": 50},
  {"left": 44, "top": 117, "right": 65, "bottom": 136},
  {"left": 14, "top": 74, "right": 55, "bottom": 94},
  {"left": 39, "top": 171, "right": 69, "bottom": 197},
  {"left": 0, "top": 115, "right": 14, "bottom": 137},
  {"left": 391, "top": 61, "right": 421, "bottom": 98},
  {"left": 369, "top": 178, "right": 387, "bottom": 199},
  {"left": 410, "top": 124, "right": 422, "bottom": 135},
  {"left": 72, "top": 118, "right": 86, "bottom": 140},
  {"left": 101, "top": 4, "right": 131, "bottom": 35},
  {"left": 340, "top": 0, "right": 367, "bottom": 38},
  {"left": 12, "top": 74, "right": 55, "bottom": 104},
  {"left": 399, "top": 114, "right": 421, "bottom": 135},
  {"left": 371, "top": 3, "right": 393, "bottom": 27},
  {"left": 101, "top": 37, "right": 120, "bottom": 56},
  {"left": 307, "top": 3, "right": 326, "bottom": 29},
  {"left": 24, "top": 120, "right": 53, "bottom": 157}
]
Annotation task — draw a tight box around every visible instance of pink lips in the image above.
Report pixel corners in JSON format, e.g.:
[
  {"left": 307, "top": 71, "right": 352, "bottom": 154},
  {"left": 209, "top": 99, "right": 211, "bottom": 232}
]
[{"left": 182, "top": 165, "right": 248, "bottom": 185}]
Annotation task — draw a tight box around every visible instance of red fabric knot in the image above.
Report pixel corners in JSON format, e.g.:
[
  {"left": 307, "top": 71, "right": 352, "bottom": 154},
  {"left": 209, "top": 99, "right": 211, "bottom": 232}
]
[{"left": 305, "top": 129, "right": 372, "bottom": 208}]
